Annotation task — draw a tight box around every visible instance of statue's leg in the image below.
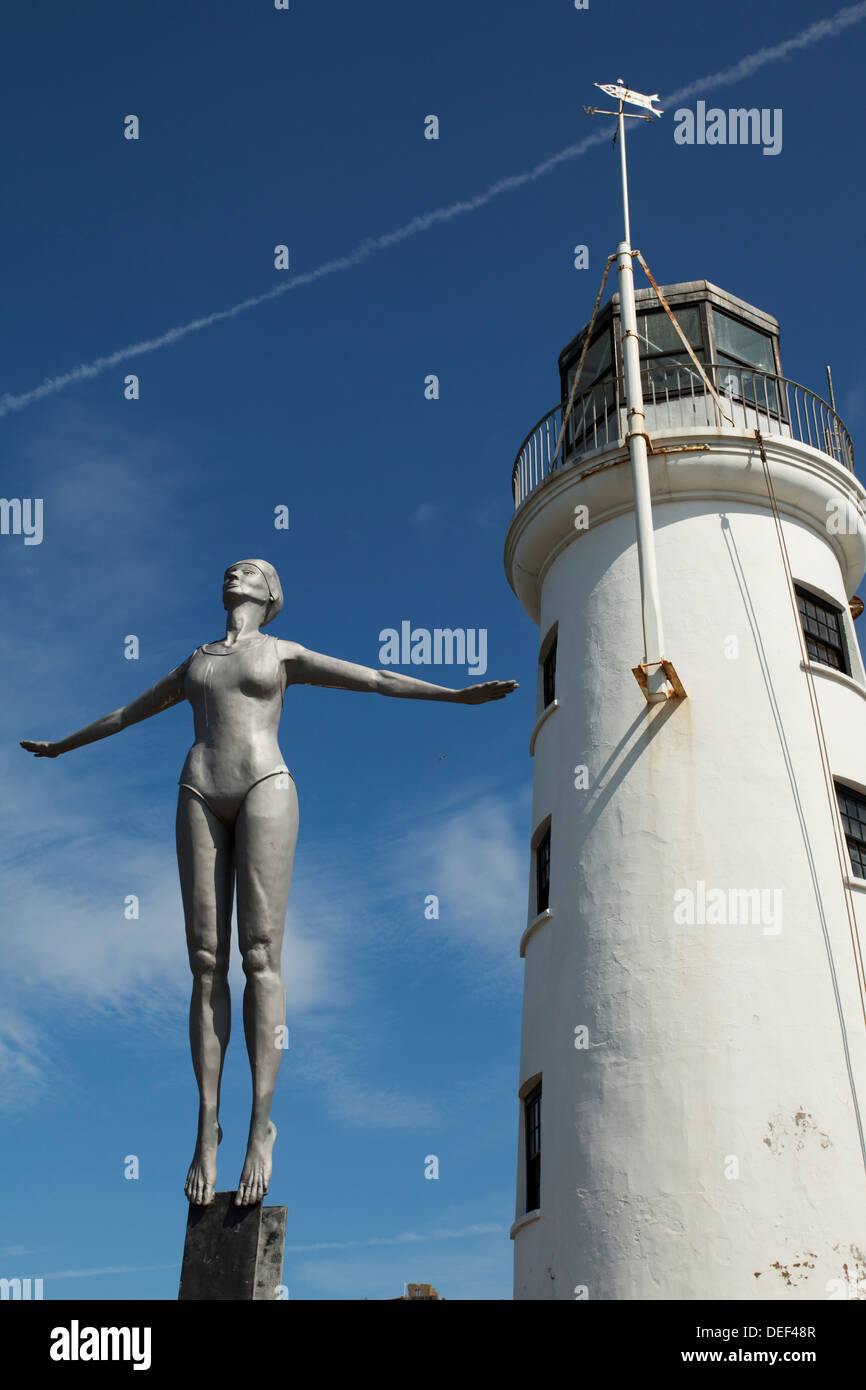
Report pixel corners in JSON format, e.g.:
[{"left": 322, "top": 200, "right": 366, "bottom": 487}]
[
  {"left": 233, "top": 773, "right": 299, "bottom": 1205},
  {"left": 176, "top": 786, "right": 235, "bottom": 1205}
]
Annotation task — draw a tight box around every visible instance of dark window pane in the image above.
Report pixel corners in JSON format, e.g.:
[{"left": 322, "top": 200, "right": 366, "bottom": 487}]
[
  {"left": 851, "top": 842, "right": 866, "bottom": 878},
  {"left": 796, "top": 587, "right": 848, "bottom": 673},
  {"left": 636, "top": 307, "right": 702, "bottom": 356},
  {"left": 525, "top": 1085, "right": 541, "bottom": 1212},
  {"left": 642, "top": 355, "right": 707, "bottom": 399},
  {"left": 543, "top": 638, "right": 557, "bottom": 708},
  {"left": 567, "top": 328, "right": 613, "bottom": 395},
  {"left": 712, "top": 309, "right": 775, "bottom": 372},
  {"left": 563, "top": 378, "right": 621, "bottom": 456},
  {"left": 536, "top": 830, "right": 550, "bottom": 914},
  {"left": 836, "top": 783, "right": 866, "bottom": 880}
]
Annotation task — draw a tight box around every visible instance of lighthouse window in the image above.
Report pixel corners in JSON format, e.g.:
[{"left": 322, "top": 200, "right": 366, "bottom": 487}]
[
  {"left": 543, "top": 637, "right": 557, "bottom": 708},
  {"left": 795, "top": 586, "right": 849, "bottom": 673},
  {"left": 536, "top": 829, "right": 551, "bottom": 914},
  {"left": 563, "top": 333, "right": 615, "bottom": 456},
  {"left": 712, "top": 309, "right": 778, "bottom": 413},
  {"left": 636, "top": 306, "right": 702, "bottom": 357},
  {"left": 566, "top": 327, "right": 612, "bottom": 395},
  {"left": 712, "top": 309, "right": 775, "bottom": 373},
  {"left": 636, "top": 307, "right": 703, "bottom": 396},
  {"left": 525, "top": 1084, "right": 541, "bottom": 1212},
  {"left": 836, "top": 783, "right": 866, "bottom": 879}
]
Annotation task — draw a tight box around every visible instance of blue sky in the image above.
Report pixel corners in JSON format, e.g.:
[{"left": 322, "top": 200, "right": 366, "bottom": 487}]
[{"left": 2, "top": 0, "right": 866, "bottom": 1301}]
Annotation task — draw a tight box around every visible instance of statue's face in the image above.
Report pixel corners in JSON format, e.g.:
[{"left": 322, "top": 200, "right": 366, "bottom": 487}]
[{"left": 222, "top": 562, "right": 271, "bottom": 613}]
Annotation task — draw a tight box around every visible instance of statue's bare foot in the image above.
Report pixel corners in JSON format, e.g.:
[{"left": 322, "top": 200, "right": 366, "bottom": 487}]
[
  {"left": 235, "top": 1122, "right": 277, "bottom": 1206},
  {"left": 185, "top": 1121, "right": 223, "bottom": 1206}
]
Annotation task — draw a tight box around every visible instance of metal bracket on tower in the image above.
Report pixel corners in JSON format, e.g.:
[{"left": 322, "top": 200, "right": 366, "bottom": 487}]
[{"left": 632, "top": 660, "right": 687, "bottom": 703}]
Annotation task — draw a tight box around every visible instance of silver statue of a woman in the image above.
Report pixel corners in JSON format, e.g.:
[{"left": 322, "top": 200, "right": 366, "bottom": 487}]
[{"left": 21, "top": 560, "right": 517, "bottom": 1207}]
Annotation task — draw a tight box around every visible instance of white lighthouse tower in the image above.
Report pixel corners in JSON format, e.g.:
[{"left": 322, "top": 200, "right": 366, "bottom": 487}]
[{"left": 506, "top": 86, "right": 866, "bottom": 1300}]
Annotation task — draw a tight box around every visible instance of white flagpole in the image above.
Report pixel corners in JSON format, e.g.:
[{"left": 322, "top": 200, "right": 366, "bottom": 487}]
[
  {"left": 614, "top": 103, "right": 667, "bottom": 700},
  {"left": 618, "top": 101, "right": 632, "bottom": 246},
  {"left": 586, "top": 80, "right": 671, "bottom": 702}
]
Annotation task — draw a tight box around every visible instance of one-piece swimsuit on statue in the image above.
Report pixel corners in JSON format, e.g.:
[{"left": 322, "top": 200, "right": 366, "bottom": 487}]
[{"left": 177, "top": 631, "right": 293, "bottom": 829}]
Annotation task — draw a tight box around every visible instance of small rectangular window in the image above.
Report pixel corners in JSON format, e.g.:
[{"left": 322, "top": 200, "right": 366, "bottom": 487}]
[
  {"left": 712, "top": 308, "right": 775, "bottom": 372},
  {"left": 536, "top": 828, "right": 550, "bottom": 915},
  {"left": 543, "top": 637, "right": 557, "bottom": 708},
  {"left": 796, "top": 586, "right": 849, "bottom": 673},
  {"left": 566, "top": 327, "right": 612, "bottom": 395},
  {"left": 525, "top": 1084, "right": 541, "bottom": 1212},
  {"left": 636, "top": 308, "right": 705, "bottom": 403},
  {"left": 712, "top": 308, "right": 778, "bottom": 412},
  {"left": 836, "top": 783, "right": 866, "bottom": 879},
  {"left": 563, "top": 376, "right": 621, "bottom": 457},
  {"left": 637, "top": 306, "right": 702, "bottom": 357}
]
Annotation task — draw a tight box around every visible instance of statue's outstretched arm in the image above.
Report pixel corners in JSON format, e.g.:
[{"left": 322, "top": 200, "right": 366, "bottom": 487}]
[
  {"left": 21, "top": 658, "right": 191, "bottom": 758},
  {"left": 279, "top": 641, "right": 517, "bottom": 705}
]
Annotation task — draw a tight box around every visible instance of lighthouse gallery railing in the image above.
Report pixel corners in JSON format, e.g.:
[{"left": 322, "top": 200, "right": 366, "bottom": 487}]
[{"left": 511, "top": 363, "right": 855, "bottom": 509}]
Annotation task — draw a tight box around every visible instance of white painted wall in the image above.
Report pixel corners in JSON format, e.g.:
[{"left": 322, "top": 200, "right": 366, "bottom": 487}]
[{"left": 506, "top": 428, "right": 866, "bottom": 1300}]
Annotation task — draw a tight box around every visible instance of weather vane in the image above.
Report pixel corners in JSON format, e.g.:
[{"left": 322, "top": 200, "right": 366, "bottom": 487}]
[
  {"left": 586, "top": 80, "right": 663, "bottom": 120},
  {"left": 584, "top": 79, "right": 663, "bottom": 243}
]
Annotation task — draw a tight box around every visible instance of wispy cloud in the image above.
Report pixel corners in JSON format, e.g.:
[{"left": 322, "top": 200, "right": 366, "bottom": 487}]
[
  {"left": 286, "top": 1221, "right": 503, "bottom": 1253},
  {"left": 266, "top": 785, "right": 528, "bottom": 1129},
  {"left": 42, "top": 1263, "right": 177, "bottom": 1281},
  {"left": 1, "top": 4, "right": 863, "bottom": 420},
  {"left": 387, "top": 789, "right": 528, "bottom": 991},
  {"left": 292, "top": 1229, "right": 511, "bottom": 1300},
  {"left": 287, "top": 1043, "right": 441, "bottom": 1131},
  {"left": 666, "top": 3, "right": 866, "bottom": 103},
  {"left": 0, "top": 1005, "right": 60, "bottom": 1112},
  {"left": 39, "top": 1229, "right": 509, "bottom": 1295},
  {"left": 411, "top": 502, "right": 440, "bottom": 529}
]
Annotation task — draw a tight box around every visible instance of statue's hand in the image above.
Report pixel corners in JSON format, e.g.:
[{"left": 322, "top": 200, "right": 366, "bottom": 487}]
[
  {"left": 458, "top": 680, "right": 519, "bottom": 705},
  {"left": 20, "top": 740, "right": 61, "bottom": 758}
]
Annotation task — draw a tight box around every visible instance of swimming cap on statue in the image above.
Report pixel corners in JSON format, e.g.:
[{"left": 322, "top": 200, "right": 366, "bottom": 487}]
[{"left": 229, "top": 559, "right": 284, "bottom": 627}]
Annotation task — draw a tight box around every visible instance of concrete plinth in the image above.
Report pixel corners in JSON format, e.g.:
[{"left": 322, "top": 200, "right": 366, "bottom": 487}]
[{"left": 178, "top": 1193, "right": 287, "bottom": 1301}]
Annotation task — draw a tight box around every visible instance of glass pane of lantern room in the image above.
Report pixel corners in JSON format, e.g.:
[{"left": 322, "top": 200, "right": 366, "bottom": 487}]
[
  {"left": 642, "top": 355, "right": 706, "bottom": 394},
  {"left": 636, "top": 307, "right": 702, "bottom": 357},
  {"left": 567, "top": 328, "right": 612, "bottom": 394},
  {"left": 712, "top": 309, "right": 775, "bottom": 371}
]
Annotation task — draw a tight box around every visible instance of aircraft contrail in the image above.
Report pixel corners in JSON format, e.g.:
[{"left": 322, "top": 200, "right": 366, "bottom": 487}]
[{"left": 2, "top": 0, "right": 864, "bottom": 421}]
